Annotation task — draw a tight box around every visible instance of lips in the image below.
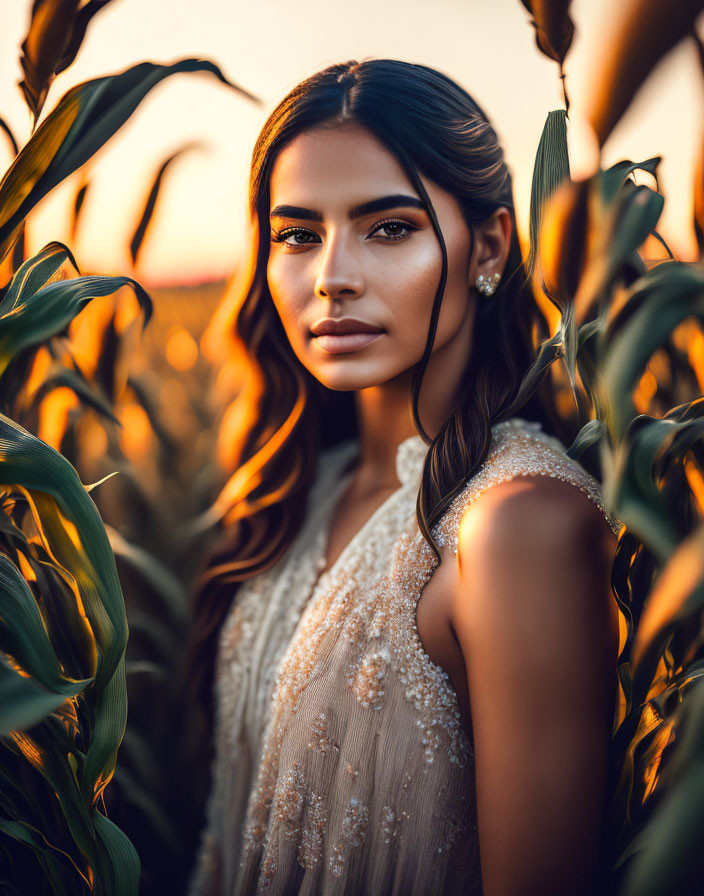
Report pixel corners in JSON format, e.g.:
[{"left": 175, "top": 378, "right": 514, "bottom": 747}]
[
  {"left": 310, "top": 318, "right": 383, "bottom": 336},
  {"left": 309, "top": 318, "right": 384, "bottom": 354}
]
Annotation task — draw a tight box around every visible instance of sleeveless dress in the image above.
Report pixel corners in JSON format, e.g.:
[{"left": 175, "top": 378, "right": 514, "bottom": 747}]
[{"left": 186, "top": 417, "right": 622, "bottom": 896}]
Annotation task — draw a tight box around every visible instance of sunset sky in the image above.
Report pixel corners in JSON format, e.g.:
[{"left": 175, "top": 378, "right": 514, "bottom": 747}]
[{"left": 0, "top": 0, "right": 702, "bottom": 286}]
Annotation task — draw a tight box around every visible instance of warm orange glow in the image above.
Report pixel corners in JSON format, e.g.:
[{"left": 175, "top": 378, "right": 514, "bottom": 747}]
[
  {"left": 157, "top": 377, "right": 195, "bottom": 440},
  {"left": 77, "top": 415, "right": 109, "bottom": 467},
  {"left": 2, "top": 651, "right": 30, "bottom": 679},
  {"left": 93, "top": 767, "right": 117, "bottom": 807},
  {"left": 67, "top": 293, "right": 116, "bottom": 380},
  {"left": 215, "top": 384, "right": 306, "bottom": 527},
  {"left": 687, "top": 324, "right": 704, "bottom": 393},
  {"left": 200, "top": 239, "right": 256, "bottom": 364},
  {"left": 22, "top": 345, "right": 52, "bottom": 403},
  {"left": 9, "top": 730, "right": 43, "bottom": 768},
  {"left": 113, "top": 286, "right": 142, "bottom": 335},
  {"left": 216, "top": 391, "right": 256, "bottom": 473},
  {"left": 166, "top": 325, "right": 199, "bottom": 371},
  {"left": 613, "top": 676, "right": 628, "bottom": 735},
  {"left": 213, "top": 346, "right": 249, "bottom": 406},
  {"left": 554, "top": 384, "right": 577, "bottom": 419},
  {"left": 684, "top": 456, "right": 704, "bottom": 517},
  {"left": 642, "top": 716, "right": 675, "bottom": 803},
  {"left": 17, "top": 549, "right": 36, "bottom": 583},
  {"left": 118, "top": 401, "right": 153, "bottom": 463},
  {"left": 38, "top": 386, "right": 79, "bottom": 449},
  {"left": 60, "top": 516, "right": 83, "bottom": 554},
  {"left": 633, "top": 367, "right": 658, "bottom": 413},
  {"left": 58, "top": 700, "right": 81, "bottom": 741},
  {"left": 633, "top": 527, "right": 704, "bottom": 669}
]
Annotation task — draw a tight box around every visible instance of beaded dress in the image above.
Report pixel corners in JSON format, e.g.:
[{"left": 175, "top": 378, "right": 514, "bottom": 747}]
[{"left": 186, "top": 417, "right": 621, "bottom": 896}]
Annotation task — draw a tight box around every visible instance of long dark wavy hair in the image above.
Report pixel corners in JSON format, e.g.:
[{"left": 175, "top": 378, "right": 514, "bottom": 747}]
[{"left": 185, "top": 57, "right": 565, "bottom": 747}]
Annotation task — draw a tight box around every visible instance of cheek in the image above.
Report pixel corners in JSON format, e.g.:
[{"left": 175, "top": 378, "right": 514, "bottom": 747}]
[
  {"left": 267, "top": 259, "right": 307, "bottom": 342},
  {"left": 434, "top": 284, "right": 471, "bottom": 341},
  {"left": 432, "top": 240, "right": 472, "bottom": 342},
  {"left": 389, "top": 244, "right": 443, "bottom": 333}
]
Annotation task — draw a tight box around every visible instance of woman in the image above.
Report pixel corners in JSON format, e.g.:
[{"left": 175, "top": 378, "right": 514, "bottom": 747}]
[{"left": 185, "top": 58, "right": 621, "bottom": 896}]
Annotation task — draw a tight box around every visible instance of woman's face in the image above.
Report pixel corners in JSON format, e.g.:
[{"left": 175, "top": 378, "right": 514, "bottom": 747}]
[{"left": 266, "top": 122, "right": 477, "bottom": 393}]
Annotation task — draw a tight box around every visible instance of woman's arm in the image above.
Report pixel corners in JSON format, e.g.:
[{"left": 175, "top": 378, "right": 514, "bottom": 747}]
[{"left": 451, "top": 473, "right": 619, "bottom": 896}]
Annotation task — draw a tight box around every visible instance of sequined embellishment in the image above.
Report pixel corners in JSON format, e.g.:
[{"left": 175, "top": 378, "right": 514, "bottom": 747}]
[
  {"left": 328, "top": 797, "right": 369, "bottom": 877},
  {"left": 256, "top": 762, "right": 329, "bottom": 887},
  {"left": 349, "top": 647, "right": 391, "bottom": 709},
  {"left": 307, "top": 711, "right": 339, "bottom": 754},
  {"left": 274, "top": 763, "right": 305, "bottom": 840},
  {"left": 379, "top": 805, "right": 409, "bottom": 844},
  {"left": 299, "top": 789, "right": 327, "bottom": 870}
]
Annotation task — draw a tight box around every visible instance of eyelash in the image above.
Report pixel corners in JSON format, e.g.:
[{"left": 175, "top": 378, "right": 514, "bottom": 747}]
[{"left": 270, "top": 217, "right": 418, "bottom": 248}]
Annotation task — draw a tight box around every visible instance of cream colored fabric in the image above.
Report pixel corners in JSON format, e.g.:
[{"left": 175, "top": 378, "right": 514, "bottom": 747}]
[{"left": 186, "top": 417, "right": 621, "bottom": 896}]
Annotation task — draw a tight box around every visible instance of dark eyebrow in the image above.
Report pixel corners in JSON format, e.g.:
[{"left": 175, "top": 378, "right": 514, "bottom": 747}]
[{"left": 269, "top": 193, "right": 426, "bottom": 222}]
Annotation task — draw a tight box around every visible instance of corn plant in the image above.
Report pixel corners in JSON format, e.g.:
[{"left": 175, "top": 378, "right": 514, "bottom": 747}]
[
  {"left": 0, "top": 3, "right": 256, "bottom": 893},
  {"left": 518, "top": 1, "right": 704, "bottom": 892}
]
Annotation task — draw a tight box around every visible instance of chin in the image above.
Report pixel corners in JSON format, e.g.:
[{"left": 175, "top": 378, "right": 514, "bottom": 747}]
[
  {"left": 307, "top": 358, "right": 413, "bottom": 393},
  {"left": 310, "top": 370, "right": 382, "bottom": 392}
]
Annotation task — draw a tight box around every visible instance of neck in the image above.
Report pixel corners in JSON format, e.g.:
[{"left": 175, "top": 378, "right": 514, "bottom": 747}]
[
  {"left": 352, "top": 377, "right": 418, "bottom": 491},
  {"left": 352, "top": 304, "right": 475, "bottom": 492}
]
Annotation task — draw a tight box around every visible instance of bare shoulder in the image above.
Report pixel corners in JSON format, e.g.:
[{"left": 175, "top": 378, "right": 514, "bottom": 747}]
[
  {"left": 459, "top": 473, "right": 616, "bottom": 554},
  {"left": 452, "top": 472, "right": 618, "bottom": 641},
  {"left": 451, "top": 472, "right": 621, "bottom": 895}
]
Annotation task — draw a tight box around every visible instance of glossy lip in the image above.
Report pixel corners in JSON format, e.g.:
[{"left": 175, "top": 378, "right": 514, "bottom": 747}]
[
  {"left": 314, "top": 331, "right": 384, "bottom": 354},
  {"left": 310, "top": 317, "right": 384, "bottom": 336}
]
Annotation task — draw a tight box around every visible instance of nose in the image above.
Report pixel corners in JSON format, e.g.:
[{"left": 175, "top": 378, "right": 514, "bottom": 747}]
[{"left": 313, "top": 230, "right": 365, "bottom": 301}]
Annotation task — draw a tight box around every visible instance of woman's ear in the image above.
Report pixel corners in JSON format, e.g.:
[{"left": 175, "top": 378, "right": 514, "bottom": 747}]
[{"left": 470, "top": 207, "right": 512, "bottom": 286}]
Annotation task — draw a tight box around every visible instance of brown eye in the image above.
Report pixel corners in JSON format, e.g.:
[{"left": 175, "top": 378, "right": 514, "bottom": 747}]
[
  {"left": 270, "top": 228, "right": 319, "bottom": 247},
  {"left": 368, "top": 219, "right": 417, "bottom": 241}
]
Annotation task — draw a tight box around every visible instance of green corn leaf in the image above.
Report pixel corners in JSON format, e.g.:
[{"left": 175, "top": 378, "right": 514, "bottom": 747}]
[
  {"left": 92, "top": 808, "right": 140, "bottom": 896},
  {"left": 0, "top": 272, "right": 152, "bottom": 379},
  {"left": 8, "top": 716, "right": 101, "bottom": 881},
  {"left": 575, "top": 182, "right": 664, "bottom": 321},
  {"left": 622, "top": 680, "right": 704, "bottom": 896},
  {"left": 601, "top": 262, "right": 704, "bottom": 438},
  {"left": 559, "top": 298, "right": 578, "bottom": 394},
  {"left": 0, "top": 414, "right": 127, "bottom": 807},
  {"left": 0, "top": 815, "right": 75, "bottom": 896},
  {"left": 601, "top": 157, "right": 662, "bottom": 204},
  {"left": 0, "top": 58, "right": 259, "bottom": 263},
  {"left": 0, "top": 553, "right": 94, "bottom": 695},
  {"left": 0, "top": 656, "right": 73, "bottom": 735},
  {"left": 0, "top": 241, "right": 80, "bottom": 314},
  {"left": 504, "top": 328, "right": 563, "bottom": 416},
  {"left": 604, "top": 417, "right": 694, "bottom": 560},
  {"left": 527, "top": 109, "right": 571, "bottom": 285},
  {"left": 566, "top": 418, "right": 605, "bottom": 459}
]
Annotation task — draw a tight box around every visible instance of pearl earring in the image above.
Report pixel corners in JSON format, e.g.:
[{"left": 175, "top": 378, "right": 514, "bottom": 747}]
[{"left": 475, "top": 272, "right": 501, "bottom": 296}]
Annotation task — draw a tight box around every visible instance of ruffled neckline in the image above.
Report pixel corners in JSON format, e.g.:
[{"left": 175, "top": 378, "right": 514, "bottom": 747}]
[{"left": 395, "top": 433, "right": 429, "bottom": 487}]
